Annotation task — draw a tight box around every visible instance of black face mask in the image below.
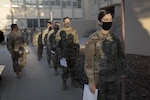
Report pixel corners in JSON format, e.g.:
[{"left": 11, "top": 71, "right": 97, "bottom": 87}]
[
  {"left": 101, "top": 22, "right": 112, "bottom": 30},
  {"left": 49, "top": 27, "right": 52, "bottom": 31},
  {"left": 54, "top": 25, "right": 59, "bottom": 30}
]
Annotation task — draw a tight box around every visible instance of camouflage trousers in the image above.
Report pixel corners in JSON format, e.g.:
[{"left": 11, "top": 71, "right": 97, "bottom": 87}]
[
  {"left": 61, "top": 56, "right": 77, "bottom": 81},
  {"left": 51, "top": 52, "right": 60, "bottom": 71},
  {"left": 47, "top": 48, "right": 51, "bottom": 65},
  {"left": 37, "top": 44, "right": 43, "bottom": 59},
  {"left": 97, "top": 81, "right": 120, "bottom": 100},
  {"left": 12, "top": 52, "right": 27, "bottom": 74}
]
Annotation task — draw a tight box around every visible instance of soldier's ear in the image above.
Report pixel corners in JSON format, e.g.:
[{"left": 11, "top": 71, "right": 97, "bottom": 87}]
[{"left": 97, "top": 20, "right": 102, "bottom": 26}]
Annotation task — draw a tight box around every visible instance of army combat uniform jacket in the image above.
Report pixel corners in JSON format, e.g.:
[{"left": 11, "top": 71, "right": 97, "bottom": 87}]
[
  {"left": 84, "top": 30, "right": 126, "bottom": 85},
  {"left": 56, "top": 27, "right": 79, "bottom": 44},
  {"left": 7, "top": 31, "right": 26, "bottom": 56},
  {"left": 7, "top": 31, "right": 27, "bottom": 73}
]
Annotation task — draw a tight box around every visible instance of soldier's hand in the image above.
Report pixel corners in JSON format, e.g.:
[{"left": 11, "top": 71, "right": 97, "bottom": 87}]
[
  {"left": 19, "top": 50, "right": 23, "bottom": 54},
  {"left": 119, "top": 75, "right": 126, "bottom": 79},
  {"left": 58, "top": 55, "right": 62, "bottom": 59},
  {"left": 76, "top": 53, "right": 79, "bottom": 57},
  {"left": 119, "top": 75, "right": 126, "bottom": 82},
  {"left": 89, "top": 82, "right": 96, "bottom": 94},
  {"left": 11, "top": 53, "right": 15, "bottom": 58}
]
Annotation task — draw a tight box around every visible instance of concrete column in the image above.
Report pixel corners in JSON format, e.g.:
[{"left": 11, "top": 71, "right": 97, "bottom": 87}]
[
  {"left": 60, "top": 0, "right": 63, "bottom": 20},
  {"left": 98, "top": 0, "right": 101, "bottom": 10},
  {"left": 72, "top": 0, "right": 74, "bottom": 20},
  {"left": 37, "top": 0, "right": 40, "bottom": 27},
  {"left": 115, "top": 5, "right": 121, "bottom": 17},
  {"left": 81, "top": 0, "right": 85, "bottom": 19},
  {"left": 23, "top": 0, "right": 27, "bottom": 28},
  {"left": 83, "top": 0, "right": 90, "bottom": 20},
  {"left": 49, "top": 0, "right": 52, "bottom": 21},
  {"left": 10, "top": 1, "right": 14, "bottom": 24}
]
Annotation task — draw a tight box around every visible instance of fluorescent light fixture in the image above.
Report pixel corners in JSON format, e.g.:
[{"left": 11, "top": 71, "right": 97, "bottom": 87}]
[
  {"left": 12, "top": 5, "right": 19, "bottom": 7},
  {"left": 3, "top": 4, "right": 10, "bottom": 7}
]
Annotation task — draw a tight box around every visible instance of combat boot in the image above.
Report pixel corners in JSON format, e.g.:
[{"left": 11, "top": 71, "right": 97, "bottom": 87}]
[
  {"left": 54, "top": 70, "right": 58, "bottom": 76},
  {"left": 62, "top": 80, "right": 67, "bottom": 90},
  {"left": 16, "top": 72, "right": 21, "bottom": 78},
  {"left": 71, "top": 79, "right": 78, "bottom": 88},
  {"left": 47, "top": 59, "right": 52, "bottom": 68},
  {"left": 38, "top": 57, "right": 41, "bottom": 60},
  {"left": 20, "top": 69, "right": 25, "bottom": 76}
]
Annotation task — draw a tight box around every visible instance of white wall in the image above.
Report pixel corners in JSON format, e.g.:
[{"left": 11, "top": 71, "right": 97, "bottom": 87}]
[
  {"left": 13, "top": 7, "right": 25, "bottom": 18},
  {"left": 62, "top": 9, "right": 72, "bottom": 18},
  {"left": 39, "top": 8, "right": 50, "bottom": 18},
  {"left": 71, "top": 20, "right": 97, "bottom": 37},
  {"left": 0, "top": 7, "right": 11, "bottom": 19},
  {"left": 112, "top": 0, "right": 121, "bottom": 4},
  {"left": 53, "top": 20, "right": 97, "bottom": 37},
  {"left": 83, "top": 0, "right": 90, "bottom": 20},
  {"left": 74, "top": 9, "right": 83, "bottom": 18},
  {"left": 26, "top": 7, "right": 38, "bottom": 18},
  {"left": 125, "top": 0, "right": 150, "bottom": 56},
  {"left": 89, "top": 3, "right": 99, "bottom": 20},
  {"left": 52, "top": 9, "right": 61, "bottom": 18}
]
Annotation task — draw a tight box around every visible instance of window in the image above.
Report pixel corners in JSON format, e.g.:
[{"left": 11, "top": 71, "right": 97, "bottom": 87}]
[
  {"left": 62, "top": 1, "right": 67, "bottom": 8},
  {"left": 62, "top": 0, "right": 72, "bottom": 8},
  {"left": 73, "top": 2, "right": 77, "bottom": 8},
  {"left": 26, "top": 0, "right": 37, "bottom": 5},
  {"left": 51, "top": 0, "right": 60, "bottom": 6},
  {"left": 67, "top": 1, "right": 71, "bottom": 6},
  {"left": 27, "top": 19, "right": 38, "bottom": 28},
  {"left": 73, "top": 0, "right": 81, "bottom": 8},
  {"left": 12, "top": 0, "right": 24, "bottom": 6},
  {"left": 56, "top": 0, "right": 60, "bottom": 6},
  {"left": 40, "top": 19, "right": 49, "bottom": 27},
  {"left": 39, "top": 0, "right": 49, "bottom": 6},
  {"left": 77, "top": 0, "right": 81, "bottom": 8}
]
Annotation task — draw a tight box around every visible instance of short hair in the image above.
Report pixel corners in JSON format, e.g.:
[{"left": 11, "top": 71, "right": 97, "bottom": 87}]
[
  {"left": 47, "top": 21, "right": 52, "bottom": 24},
  {"left": 63, "top": 17, "right": 71, "bottom": 22},
  {"left": 98, "top": 10, "right": 112, "bottom": 22},
  {"left": 55, "top": 21, "right": 59, "bottom": 24},
  {"left": 11, "top": 24, "right": 17, "bottom": 30}
]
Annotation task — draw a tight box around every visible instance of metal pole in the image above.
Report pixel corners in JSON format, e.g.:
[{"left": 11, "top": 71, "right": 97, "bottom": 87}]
[
  {"left": 121, "top": 1, "right": 126, "bottom": 100},
  {"left": 121, "top": 0, "right": 125, "bottom": 54}
]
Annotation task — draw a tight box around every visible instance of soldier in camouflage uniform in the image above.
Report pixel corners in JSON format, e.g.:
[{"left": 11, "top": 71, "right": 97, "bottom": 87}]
[
  {"left": 84, "top": 10, "right": 127, "bottom": 100},
  {"left": 37, "top": 30, "right": 43, "bottom": 60},
  {"left": 30, "top": 28, "right": 35, "bottom": 46},
  {"left": 7, "top": 24, "right": 27, "bottom": 78},
  {"left": 56, "top": 17, "right": 80, "bottom": 90},
  {"left": 42, "top": 21, "right": 53, "bottom": 46},
  {"left": 48, "top": 22, "right": 60, "bottom": 73},
  {"left": 22, "top": 28, "right": 29, "bottom": 45},
  {"left": 42, "top": 21, "right": 53, "bottom": 66}
]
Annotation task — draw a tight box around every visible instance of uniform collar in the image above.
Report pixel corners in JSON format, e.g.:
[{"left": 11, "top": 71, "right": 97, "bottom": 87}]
[{"left": 97, "top": 30, "right": 113, "bottom": 41}]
